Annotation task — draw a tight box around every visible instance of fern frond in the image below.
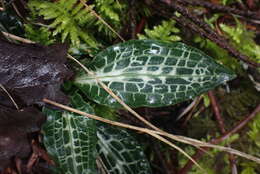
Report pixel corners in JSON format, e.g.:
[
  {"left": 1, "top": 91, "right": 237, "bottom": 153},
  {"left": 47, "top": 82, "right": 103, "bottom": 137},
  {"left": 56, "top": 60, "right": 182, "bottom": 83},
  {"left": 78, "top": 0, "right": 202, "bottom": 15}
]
[
  {"left": 24, "top": 24, "right": 55, "bottom": 45},
  {"left": 28, "top": 0, "right": 98, "bottom": 47},
  {"left": 138, "top": 20, "right": 181, "bottom": 42},
  {"left": 220, "top": 20, "right": 260, "bottom": 63},
  {"left": 94, "top": 0, "right": 126, "bottom": 39}
]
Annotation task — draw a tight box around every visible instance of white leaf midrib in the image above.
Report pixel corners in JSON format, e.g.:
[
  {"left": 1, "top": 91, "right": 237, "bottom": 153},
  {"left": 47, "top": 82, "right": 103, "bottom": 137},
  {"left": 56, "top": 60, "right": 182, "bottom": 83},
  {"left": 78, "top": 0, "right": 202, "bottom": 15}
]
[{"left": 64, "top": 112, "right": 78, "bottom": 174}]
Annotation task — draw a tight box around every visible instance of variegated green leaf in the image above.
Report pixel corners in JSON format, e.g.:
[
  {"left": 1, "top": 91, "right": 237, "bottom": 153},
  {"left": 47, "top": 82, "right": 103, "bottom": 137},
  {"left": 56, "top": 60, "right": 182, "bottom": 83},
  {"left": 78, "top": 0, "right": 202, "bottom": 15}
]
[
  {"left": 97, "top": 124, "right": 151, "bottom": 174},
  {"left": 42, "top": 93, "right": 98, "bottom": 174},
  {"left": 75, "top": 40, "right": 236, "bottom": 108}
]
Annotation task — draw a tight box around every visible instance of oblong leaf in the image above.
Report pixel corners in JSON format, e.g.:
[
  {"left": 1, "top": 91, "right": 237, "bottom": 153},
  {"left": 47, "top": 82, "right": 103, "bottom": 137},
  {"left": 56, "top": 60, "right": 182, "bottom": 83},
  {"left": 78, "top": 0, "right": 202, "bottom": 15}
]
[
  {"left": 42, "top": 93, "right": 98, "bottom": 174},
  {"left": 97, "top": 124, "right": 152, "bottom": 174},
  {"left": 75, "top": 40, "right": 236, "bottom": 108}
]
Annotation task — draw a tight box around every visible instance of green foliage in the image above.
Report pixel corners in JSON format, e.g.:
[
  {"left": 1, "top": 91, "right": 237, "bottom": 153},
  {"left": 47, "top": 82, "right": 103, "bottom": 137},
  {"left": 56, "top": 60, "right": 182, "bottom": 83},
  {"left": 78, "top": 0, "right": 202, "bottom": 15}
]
[
  {"left": 239, "top": 113, "right": 260, "bottom": 174},
  {"left": 28, "top": 0, "right": 98, "bottom": 47},
  {"left": 97, "top": 124, "right": 152, "bottom": 174},
  {"left": 93, "top": 104, "right": 118, "bottom": 121},
  {"left": 220, "top": 86, "right": 260, "bottom": 119},
  {"left": 42, "top": 93, "right": 98, "bottom": 174},
  {"left": 24, "top": 24, "right": 55, "bottom": 45},
  {"left": 221, "top": 0, "right": 240, "bottom": 5},
  {"left": 94, "top": 0, "right": 126, "bottom": 39},
  {"left": 194, "top": 16, "right": 260, "bottom": 73},
  {"left": 179, "top": 133, "right": 239, "bottom": 174},
  {"left": 42, "top": 93, "right": 151, "bottom": 174},
  {"left": 75, "top": 39, "right": 235, "bottom": 108},
  {"left": 202, "top": 94, "right": 210, "bottom": 108},
  {"left": 194, "top": 37, "right": 242, "bottom": 72},
  {"left": 95, "top": 0, "right": 121, "bottom": 22},
  {"left": 3, "top": 0, "right": 259, "bottom": 173},
  {"left": 241, "top": 162, "right": 258, "bottom": 174},
  {"left": 138, "top": 20, "right": 181, "bottom": 42},
  {"left": 220, "top": 20, "right": 260, "bottom": 63},
  {"left": 248, "top": 113, "right": 260, "bottom": 147}
]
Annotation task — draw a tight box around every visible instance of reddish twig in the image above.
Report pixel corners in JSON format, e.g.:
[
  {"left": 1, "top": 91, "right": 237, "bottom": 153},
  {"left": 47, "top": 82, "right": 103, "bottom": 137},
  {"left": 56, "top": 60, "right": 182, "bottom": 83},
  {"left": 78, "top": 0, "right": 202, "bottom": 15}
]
[
  {"left": 153, "top": 141, "right": 176, "bottom": 174},
  {"left": 214, "top": 104, "right": 260, "bottom": 142},
  {"left": 26, "top": 141, "right": 40, "bottom": 172},
  {"left": 146, "top": 0, "right": 260, "bottom": 67},
  {"left": 14, "top": 157, "right": 22, "bottom": 174},
  {"left": 26, "top": 140, "right": 55, "bottom": 172},
  {"left": 208, "top": 91, "right": 226, "bottom": 134},
  {"left": 135, "top": 17, "right": 147, "bottom": 35},
  {"left": 246, "top": 0, "right": 255, "bottom": 9},
  {"left": 208, "top": 91, "right": 237, "bottom": 174},
  {"left": 178, "top": 104, "right": 260, "bottom": 174},
  {"left": 177, "top": 0, "right": 260, "bottom": 20}
]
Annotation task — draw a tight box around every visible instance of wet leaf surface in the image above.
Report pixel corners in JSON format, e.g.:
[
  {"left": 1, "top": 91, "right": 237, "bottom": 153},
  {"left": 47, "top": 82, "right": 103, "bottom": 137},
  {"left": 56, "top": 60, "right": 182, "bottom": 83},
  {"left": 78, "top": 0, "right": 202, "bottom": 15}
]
[
  {"left": 0, "top": 39, "right": 73, "bottom": 107},
  {"left": 76, "top": 40, "right": 236, "bottom": 108}
]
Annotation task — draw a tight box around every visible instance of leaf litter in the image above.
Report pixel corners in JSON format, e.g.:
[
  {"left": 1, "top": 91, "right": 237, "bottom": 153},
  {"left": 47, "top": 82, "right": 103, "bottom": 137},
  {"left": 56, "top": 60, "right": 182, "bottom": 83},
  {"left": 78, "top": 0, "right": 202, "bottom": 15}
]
[
  {"left": 0, "top": 39, "right": 72, "bottom": 172},
  {"left": 0, "top": 39, "right": 73, "bottom": 107}
]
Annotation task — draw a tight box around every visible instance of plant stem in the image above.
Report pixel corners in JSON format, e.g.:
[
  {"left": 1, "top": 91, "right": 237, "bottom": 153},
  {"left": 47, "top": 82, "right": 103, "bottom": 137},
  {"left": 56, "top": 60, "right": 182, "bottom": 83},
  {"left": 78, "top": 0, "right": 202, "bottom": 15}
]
[{"left": 177, "top": 0, "right": 260, "bottom": 20}]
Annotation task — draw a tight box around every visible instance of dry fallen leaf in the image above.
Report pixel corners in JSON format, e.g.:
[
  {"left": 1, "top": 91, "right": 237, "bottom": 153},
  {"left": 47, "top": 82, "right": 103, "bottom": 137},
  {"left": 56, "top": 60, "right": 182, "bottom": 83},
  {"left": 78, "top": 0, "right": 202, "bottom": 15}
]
[
  {"left": 0, "top": 39, "right": 73, "bottom": 107},
  {"left": 0, "top": 106, "right": 45, "bottom": 171}
]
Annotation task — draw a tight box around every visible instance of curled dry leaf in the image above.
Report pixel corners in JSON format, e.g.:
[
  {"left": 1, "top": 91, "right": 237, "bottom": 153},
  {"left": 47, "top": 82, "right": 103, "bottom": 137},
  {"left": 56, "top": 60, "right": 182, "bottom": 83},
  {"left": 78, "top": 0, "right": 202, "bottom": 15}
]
[
  {"left": 0, "top": 106, "right": 45, "bottom": 171},
  {"left": 0, "top": 39, "right": 73, "bottom": 107}
]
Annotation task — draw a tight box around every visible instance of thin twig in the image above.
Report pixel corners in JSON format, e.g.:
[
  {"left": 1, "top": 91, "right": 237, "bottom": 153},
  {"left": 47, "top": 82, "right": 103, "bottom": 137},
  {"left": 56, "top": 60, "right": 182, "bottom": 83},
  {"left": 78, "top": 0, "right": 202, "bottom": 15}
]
[
  {"left": 174, "top": 2, "right": 259, "bottom": 67},
  {"left": 67, "top": 54, "right": 161, "bottom": 131},
  {"left": 0, "top": 84, "right": 19, "bottom": 110},
  {"left": 43, "top": 98, "right": 260, "bottom": 165},
  {"left": 14, "top": 157, "right": 22, "bottom": 174},
  {"left": 177, "top": 0, "right": 260, "bottom": 20},
  {"left": 178, "top": 104, "right": 260, "bottom": 174},
  {"left": 67, "top": 54, "right": 260, "bottom": 165},
  {"left": 178, "top": 96, "right": 202, "bottom": 122},
  {"left": 80, "top": 0, "right": 125, "bottom": 42},
  {"left": 149, "top": 1, "right": 260, "bottom": 68},
  {"left": 215, "top": 104, "right": 260, "bottom": 142},
  {"left": 153, "top": 141, "right": 174, "bottom": 174},
  {"left": 208, "top": 91, "right": 237, "bottom": 174},
  {"left": 3, "top": 27, "right": 260, "bottom": 170},
  {"left": 26, "top": 141, "right": 39, "bottom": 173},
  {"left": 43, "top": 98, "right": 205, "bottom": 173},
  {"left": 1, "top": 31, "right": 35, "bottom": 44},
  {"left": 208, "top": 91, "right": 226, "bottom": 134},
  {"left": 67, "top": 54, "right": 212, "bottom": 163}
]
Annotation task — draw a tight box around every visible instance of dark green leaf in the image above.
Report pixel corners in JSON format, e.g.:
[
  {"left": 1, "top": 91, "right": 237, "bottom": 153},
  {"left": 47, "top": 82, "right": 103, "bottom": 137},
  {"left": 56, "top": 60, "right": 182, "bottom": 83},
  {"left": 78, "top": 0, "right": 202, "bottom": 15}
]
[
  {"left": 97, "top": 124, "right": 151, "bottom": 174},
  {"left": 75, "top": 40, "right": 236, "bottom": 108},
  {"left": 42, "top": 93, "right": 97, "bottom": 174}
]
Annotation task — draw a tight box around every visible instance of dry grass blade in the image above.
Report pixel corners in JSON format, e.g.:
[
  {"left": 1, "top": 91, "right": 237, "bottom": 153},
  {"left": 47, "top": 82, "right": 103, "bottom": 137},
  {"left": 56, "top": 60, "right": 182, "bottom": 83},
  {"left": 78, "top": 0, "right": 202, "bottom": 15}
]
[
  {"left": 67, "top": 54, "right": 161, "bottom": 131},
  {"left": 147, "top": 132, "right": 206, "bottom": 173},
  {"left": 0, "top": 84, "right": 20, "bottom": 110},
  {"left": 68, "top": 54, "right": 218, "bottom": 156},
  {"left": 43, "top": 98, "right": 206, "bottom": 173},
  {"left": 67, "top": 54, "right": 260, "bottom": 164},
  {"left": 43, "top": 98, "right": 260, "bottom": 165},
  {"left": 3, "top": 31, "right": 260, "bottom": 168},
  {"left": 153, "top": 131, "right": 260, "bottom": 164},
  {"left": 1, "top": 31, "right": 35, "bottom": 44}
]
